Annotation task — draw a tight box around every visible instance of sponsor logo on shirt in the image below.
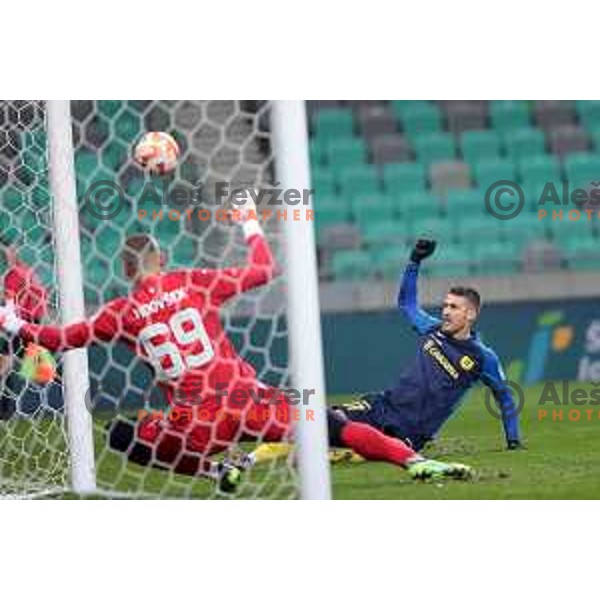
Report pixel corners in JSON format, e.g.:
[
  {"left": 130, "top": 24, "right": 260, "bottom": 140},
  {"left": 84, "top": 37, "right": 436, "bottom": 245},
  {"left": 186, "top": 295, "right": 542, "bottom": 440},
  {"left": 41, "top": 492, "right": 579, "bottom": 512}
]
[{"left": 423, "top": 338, "right": 460, "bottom": 381}]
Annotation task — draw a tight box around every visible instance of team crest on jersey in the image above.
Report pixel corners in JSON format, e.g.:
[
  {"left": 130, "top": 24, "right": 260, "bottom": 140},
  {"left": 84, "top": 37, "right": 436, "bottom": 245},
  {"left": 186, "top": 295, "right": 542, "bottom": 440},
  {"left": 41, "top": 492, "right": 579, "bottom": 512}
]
[{"left": 459, "top": 355, "right": 475, "bottom": 371}]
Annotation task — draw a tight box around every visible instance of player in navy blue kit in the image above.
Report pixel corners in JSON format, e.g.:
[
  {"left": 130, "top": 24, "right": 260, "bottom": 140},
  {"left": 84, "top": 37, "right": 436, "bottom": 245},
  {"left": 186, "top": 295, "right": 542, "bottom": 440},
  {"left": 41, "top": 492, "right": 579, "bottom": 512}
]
[{"left": 335, "top": 239, "right": 522, "bottom": 453}]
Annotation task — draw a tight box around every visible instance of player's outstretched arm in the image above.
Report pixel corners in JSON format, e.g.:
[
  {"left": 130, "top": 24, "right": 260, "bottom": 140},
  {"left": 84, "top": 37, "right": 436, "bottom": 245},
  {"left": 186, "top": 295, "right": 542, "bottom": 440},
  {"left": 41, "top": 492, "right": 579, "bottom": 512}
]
[
  {"left": 480, "top": 347, "right": 522, "bottom": 449},
  {"left": 397, "top": 239, "right": 440, "bottom": 334},
  {"left": 194, "top": 195, "right": 278, "bottom": 304},
  {"left": 0, "top": 300, "right": 123, "bottom": 352}
]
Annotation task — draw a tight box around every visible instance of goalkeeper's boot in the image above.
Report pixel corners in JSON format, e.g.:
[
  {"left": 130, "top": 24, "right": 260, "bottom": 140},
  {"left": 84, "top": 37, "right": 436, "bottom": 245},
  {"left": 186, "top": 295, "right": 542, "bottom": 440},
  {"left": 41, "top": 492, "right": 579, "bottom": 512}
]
[
  {"left": 216, "top": 462, "right": 243, "bottom": 494},
  {"left": 251, "top": 443, "right": 293, "bottom": 464},
  {"left": 407, "top": 459, "right": 473, "bottom": 482}
]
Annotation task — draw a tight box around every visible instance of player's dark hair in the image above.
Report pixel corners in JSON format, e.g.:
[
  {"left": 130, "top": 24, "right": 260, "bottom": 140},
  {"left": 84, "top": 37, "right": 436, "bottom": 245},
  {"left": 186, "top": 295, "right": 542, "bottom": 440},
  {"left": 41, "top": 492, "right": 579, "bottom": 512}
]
[
  {"left": 122, "top": 233, "right": 160, "bottom": 279},
  {"left": 448, "top": 286, "right": 481, "bottom": 311}
]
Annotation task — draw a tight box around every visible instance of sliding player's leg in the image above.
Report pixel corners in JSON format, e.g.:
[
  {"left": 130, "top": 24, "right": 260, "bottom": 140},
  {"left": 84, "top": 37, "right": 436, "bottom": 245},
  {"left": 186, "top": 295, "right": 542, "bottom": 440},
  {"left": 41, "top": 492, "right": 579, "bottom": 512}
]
[{"left": 237, "top": 385, "right": 473, "bottom": 481}]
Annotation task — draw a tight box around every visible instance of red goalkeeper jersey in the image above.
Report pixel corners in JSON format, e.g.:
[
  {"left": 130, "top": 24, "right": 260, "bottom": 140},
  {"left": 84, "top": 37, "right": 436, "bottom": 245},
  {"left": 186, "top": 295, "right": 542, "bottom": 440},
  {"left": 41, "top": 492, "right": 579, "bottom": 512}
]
[
  {"left": 4, "top": 260, "right": 49, "bottom": 322},
  {"left": 19, "top": 234, "right": 276, "bottom": 401}
]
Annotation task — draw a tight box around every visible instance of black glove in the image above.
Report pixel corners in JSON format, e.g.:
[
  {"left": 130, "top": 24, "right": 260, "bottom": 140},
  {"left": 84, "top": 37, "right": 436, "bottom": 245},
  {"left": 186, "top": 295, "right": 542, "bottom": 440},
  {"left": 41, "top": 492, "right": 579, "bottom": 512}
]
[
  {"left": 410, "top": 239, "right": 437, "bottom": 263},
  {"left": 507, "top": 440, "right": 525, "bottom": 450}
]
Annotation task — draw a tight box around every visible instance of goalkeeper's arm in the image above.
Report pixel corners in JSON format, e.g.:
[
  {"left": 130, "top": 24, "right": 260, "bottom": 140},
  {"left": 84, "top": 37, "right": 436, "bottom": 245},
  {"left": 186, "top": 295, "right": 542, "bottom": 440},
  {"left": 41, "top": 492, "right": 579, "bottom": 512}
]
[
  {"left": 0, "top": 300, "right": 123, "bottom": 353},
  {"left": 191, "top": 194, "right": 278, "bottom": 304}
]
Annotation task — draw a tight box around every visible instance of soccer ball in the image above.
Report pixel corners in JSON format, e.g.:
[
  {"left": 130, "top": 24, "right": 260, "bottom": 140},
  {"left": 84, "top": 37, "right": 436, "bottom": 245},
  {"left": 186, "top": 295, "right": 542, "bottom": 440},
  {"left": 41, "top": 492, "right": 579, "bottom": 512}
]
[{"left": 133, "top": 131, "right": 180, "bottom": 175}]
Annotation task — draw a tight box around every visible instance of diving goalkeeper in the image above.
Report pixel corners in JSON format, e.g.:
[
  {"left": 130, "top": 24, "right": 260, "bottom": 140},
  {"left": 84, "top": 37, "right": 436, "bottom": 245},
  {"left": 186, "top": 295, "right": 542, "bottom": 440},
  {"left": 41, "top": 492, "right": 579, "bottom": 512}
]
[
  {"left": 334, "top": 239, "right": 522, "bottom": 453},
  {"left": 0, "top": 202, "right": 473, "bottom": 492}
]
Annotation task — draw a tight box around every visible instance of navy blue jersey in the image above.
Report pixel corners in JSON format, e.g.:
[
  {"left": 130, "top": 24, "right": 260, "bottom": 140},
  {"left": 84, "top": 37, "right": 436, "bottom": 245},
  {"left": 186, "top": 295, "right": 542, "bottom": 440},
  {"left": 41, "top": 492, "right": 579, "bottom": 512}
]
[{"left": 375, "top": 261, "right": 520, "bottom": 450}]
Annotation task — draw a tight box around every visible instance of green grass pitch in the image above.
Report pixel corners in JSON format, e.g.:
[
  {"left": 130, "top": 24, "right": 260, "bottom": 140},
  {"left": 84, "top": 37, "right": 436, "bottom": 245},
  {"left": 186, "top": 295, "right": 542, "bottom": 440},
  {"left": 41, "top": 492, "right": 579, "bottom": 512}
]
[
  {"left": 1, "top": 381, "right": 598, "bottom": 499},
  {"left": 332, "top": 382, "right": 600, "bottom": 499}
]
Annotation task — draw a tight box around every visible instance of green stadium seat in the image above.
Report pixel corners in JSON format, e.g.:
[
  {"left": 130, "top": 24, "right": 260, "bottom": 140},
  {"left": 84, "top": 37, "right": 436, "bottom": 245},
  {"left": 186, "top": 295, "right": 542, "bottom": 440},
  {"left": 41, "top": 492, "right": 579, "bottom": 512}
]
[
  {"left": 332, "top": 249, "right": 372, "bottom": 281},
  {"left": 337, "top": 165, "right": 380, "bottom": 198},
  {"left": 97, "top": 100, "right": 124, "bottom": 118},
  {"left": 315, "top": 203, "right": 351, "bottom": 228},
  {"left": 371, "top": 245, "right": 409, "bottom": 279},
  {"left": 460, "top": 130, "right": 501, "bottom": 162},
  {"left": 312, "top": 108, "right": 354, "bottom": 140},
  {"left": 30, "top": 185, "right": 51, "bottom": 210},
  {"left": 413, "top": 132, "right": 456, "bottom": 165},
  {"left": 350, "top": 192, "right": 401, "bottom": 216},
  {"left": 21, "top": 148, "right": 45, "bottom": 175},
  {"left": 21, "top": 209, "right": 46, "bottom": 245},
  {"left": 399, "top": 103, "right": 443, "bottom": 138},
  {"left": 153, "top": 217, "right": 182, "bottom": 245},
  {"left": 455, "top": 213, "right": 502, "bottom": 242},
  {"left": 409, "top": 215, "right": 453, "bottom": 241},
  {"left": 21, "top": 129, "right": 47, "bottom": 151},
  {"left": 309, "top": 141, "right": 327, "bottom": 167},
  {"left": 312, "top": 168, "right": 337, "bottom": 196},
  {"left": 489, "top": 100, "right": 531, "bottom": 132},
  {"left": 94, "top": 226, "right": 122, "bottom": 257},
  {"left": 518, "top": 154, "right": 561, "bottom": 185},
  {"left": 362, "top": 219, "right": 408, "bottom": 247},
  {"left": 2, "top": 187, "right": 24, "bottom": 212},
  {"left": 401, "top": 191, "right": 444, "bottom": 220},
  {"left": 382, "top": 163, "right": 427, "bottom": 194},
  {"left": 576, "top": 101, "right": 600, "bottom": 129},
  {"left": 125, "top": 175, "right": 147, "bottom": 199},
  {"left": 316, "top": 195, "right": 348, "bottom": 210},
  {"left": 528, "top": 179, "right": 567, "bottom": 210},
  {"left": 503, "top": 128, "right": 546, "bottom": 160},
  {"left": 114, "top": 110, "right": 142, "bottom": 143},
  {"left": 426, "top": 243, "right": 473, "bottom": 277},
  {"left": 445, "top": 189, "right": 486, "bottom": 217},
  {"left": 471, "top": 157, "right": 517, "bottom": 188},
  {"left": 563, "top": 152, "right": 600, "bottom": 188},
  {"left": 390, "top": 100, "right": 431, "bottom": 118},
  {"left": 495, "top": 214, "right": 548, "bottom": 246},
  {"left": 545, "top": 213, "right": 595, "bottom": 241},
  {"left": 85, "top": 259, "right": 111, "bottom": 289},
  {"left": 326, "top": 138, "right": 368, "bottom": 171},
  {"left": 171, "top": 237, "right": 198, "bottom": 266},
  {"left": 101, "top": 141, "right": 128, "bottom": 172},
  {"left": 473, "top": 240, "right": 521, "bottom": 275},
  {"left": 588, "top": 126, "right": 600, "bottom": 153},
  {"left": 352, "top": 195, "right": 395, "bottom": 223},
  {"left": 0, "top": 208, "right": 19, "bottom": 244},
  {"left": 74, "top": 150, "right": 99, "bottom": 181},
  {"left": 557, "top": 232, "right": 600, "bottom": 270}
]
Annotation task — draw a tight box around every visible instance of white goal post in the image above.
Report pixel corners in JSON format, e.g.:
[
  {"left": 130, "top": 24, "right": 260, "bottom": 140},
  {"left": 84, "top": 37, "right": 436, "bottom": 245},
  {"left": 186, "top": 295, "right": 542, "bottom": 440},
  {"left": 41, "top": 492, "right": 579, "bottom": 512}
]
[
  {"left": 46, "top": 101, "right": 96, "bottom": 494},
  {"left": 36, "top": 100, "right": 332, "bottom": 499},
  {"left": 272, "top": 101, "right": 332, "bottom": 499}
]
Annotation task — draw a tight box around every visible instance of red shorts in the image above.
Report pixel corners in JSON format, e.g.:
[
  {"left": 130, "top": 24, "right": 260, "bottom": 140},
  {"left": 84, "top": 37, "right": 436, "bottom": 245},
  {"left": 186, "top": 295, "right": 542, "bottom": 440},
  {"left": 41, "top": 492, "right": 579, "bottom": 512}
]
[{"left": 137, "top": 382, "right": 293, "bottom": 456}]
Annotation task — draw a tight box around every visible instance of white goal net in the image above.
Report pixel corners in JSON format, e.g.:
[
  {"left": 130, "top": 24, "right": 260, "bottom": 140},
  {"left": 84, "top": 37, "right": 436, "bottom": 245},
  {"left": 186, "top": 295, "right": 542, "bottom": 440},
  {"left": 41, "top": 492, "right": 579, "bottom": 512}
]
[{"left": 0, "top": 100, "right": 323, "bottom": 499}]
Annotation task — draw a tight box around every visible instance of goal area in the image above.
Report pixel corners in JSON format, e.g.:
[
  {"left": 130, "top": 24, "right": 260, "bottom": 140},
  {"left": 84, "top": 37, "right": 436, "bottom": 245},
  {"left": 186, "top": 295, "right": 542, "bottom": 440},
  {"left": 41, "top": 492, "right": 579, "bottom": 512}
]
[{"left": 0, "top": 100, "right": 330, "bottom": 499}]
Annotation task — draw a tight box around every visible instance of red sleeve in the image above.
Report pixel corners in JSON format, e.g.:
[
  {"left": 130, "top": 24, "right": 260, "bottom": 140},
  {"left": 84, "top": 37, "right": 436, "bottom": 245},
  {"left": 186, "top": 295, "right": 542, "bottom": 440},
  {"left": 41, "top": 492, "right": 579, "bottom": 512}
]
[
  {"left": 20, "top": 299, "right": 125, "bottom": 352},
  {"left": 190, "top": 234, "right": 278, "bottom": 305}
]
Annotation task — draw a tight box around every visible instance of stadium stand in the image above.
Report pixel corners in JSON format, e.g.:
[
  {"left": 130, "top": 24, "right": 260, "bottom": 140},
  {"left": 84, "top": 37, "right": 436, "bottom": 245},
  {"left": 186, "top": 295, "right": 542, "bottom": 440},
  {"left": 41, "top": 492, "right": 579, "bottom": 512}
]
[
  {"left": 309, "top": 100, "right": 600, "bottom": 281},
  {"left": 3, "top": 101, "right": 600, "bottom": 288}
]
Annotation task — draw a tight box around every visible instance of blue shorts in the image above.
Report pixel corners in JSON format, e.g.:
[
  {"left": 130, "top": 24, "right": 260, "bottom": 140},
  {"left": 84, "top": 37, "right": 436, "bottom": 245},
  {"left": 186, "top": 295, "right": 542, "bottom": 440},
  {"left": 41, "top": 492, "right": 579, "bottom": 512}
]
[
  {"left": 334, "top": 392, "right": 387, "bottom": 430},
  {"left": 335, "top": 392, "right": 430, "bottom": 451}
]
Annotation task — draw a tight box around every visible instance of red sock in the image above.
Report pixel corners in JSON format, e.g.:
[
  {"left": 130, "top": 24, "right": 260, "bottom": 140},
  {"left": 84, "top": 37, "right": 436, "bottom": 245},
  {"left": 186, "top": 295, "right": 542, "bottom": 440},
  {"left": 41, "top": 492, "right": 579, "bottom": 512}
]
[{"left": 340, "top": 421, "right": 417, "bottom": 467}]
